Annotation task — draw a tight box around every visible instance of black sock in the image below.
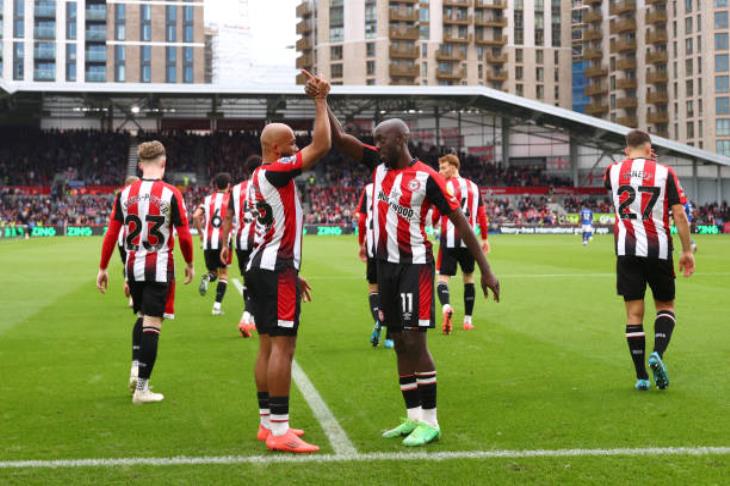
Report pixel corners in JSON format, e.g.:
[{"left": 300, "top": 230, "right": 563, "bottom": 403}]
[
  {"left": 654, "top": 311, "right": 676, "bottom": 357},
  {"left": 368, "top": 292, "right": 380, "bottom": 322},
  {"left": 464, "top": 283, "right": 475, "bottom": 317},
  {"left": 215, "top": 280, "right": 228, "bottom": 303},
  {"left": 208, "top": 272, "right": 217, "bottom": 283},
  {"left": 399, "top": 375, "right": 421, "bottom": 410},
  {"left": 138, "top": 326, "right": 160, "bottom": 380},
  {"left": 416, "top": 371, "right": 437, "bottom": 410},
  {"left": 436, "top": 282, "right": 450, "bottom": 306},
  {"left": 132, "top": 317, "right": 142, "bottom": 363},
  {"left": 626, "top": 324, "right": 648, "bottom": 380},
  {"left": 257, "top": 391, "right": 270, "bottom": 424},
  {"left": 269, "top": 395, "right": 290, "bottom": 433}
]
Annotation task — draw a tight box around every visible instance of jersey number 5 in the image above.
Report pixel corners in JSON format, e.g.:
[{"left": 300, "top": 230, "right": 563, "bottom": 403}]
[
  {"left": 617, "top": 185, "right": 660, "bottom": 220},
  {"left": 125, "top": 214, "right": 166, "bottom": 251}
]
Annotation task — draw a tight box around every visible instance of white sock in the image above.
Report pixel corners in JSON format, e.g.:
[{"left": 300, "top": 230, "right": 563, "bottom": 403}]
[
  {"left": 259, "top": 408, "right": 271, "bottom": 429},
  {"left": 136, "top": 378, "right": 149, "bottom": 392},
  {"left": 406, "top": 406, "right": 422, "bottom": 422},
  {"left": 270, "top": 414, "right": 289, "bottom": 437},
  {"left": 243, "top": 311, "right": 251, "bottom": 323},
  {"left": 464, "top": 315, "right": 472, "bottom": 324},
  {"left": 213, "top": 301, "right": 221, "bottom": 310},
  {"left": 131, "top": 361, "right": 139, "bottom": 374},
  {"left": 442, "top": 304, "right": 452, "bottom": 314},
  {"left": 421, "top": 407, "right": 438, "bottom": 428}
]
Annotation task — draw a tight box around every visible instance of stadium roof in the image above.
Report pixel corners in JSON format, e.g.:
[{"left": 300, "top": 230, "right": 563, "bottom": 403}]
[{"left": 1, "top": 79, "right": 728, "bottom": 168}]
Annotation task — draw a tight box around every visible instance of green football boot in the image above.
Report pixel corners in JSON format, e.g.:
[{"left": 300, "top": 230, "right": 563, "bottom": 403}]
[
  {"left": 382, "top": 418, "right": 419, "bottom": 439},
  {"left": 402, "top": 422, "right": 441, "bottom": 447}
]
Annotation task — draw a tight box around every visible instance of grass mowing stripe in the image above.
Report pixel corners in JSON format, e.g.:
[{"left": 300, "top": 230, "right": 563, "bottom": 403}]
[
  {"left": 3, "top": 446, "right": 730, "bottom": 469},
  {"left": 231, "top": 279, "right": 357, "bottom": 456}
]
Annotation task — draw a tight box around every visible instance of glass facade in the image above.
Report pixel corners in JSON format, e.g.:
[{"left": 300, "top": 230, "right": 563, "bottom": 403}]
[
  {"left": 141, "top": 46, "right": 151, "bottom": 83},
  {"left": 66, "top": 43, "right": 76, "bottom": 81},
  {"left": 166, "top": 46, "right": 176, "bottom": 83}
]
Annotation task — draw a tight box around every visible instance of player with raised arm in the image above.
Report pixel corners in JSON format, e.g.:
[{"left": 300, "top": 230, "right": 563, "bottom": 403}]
[
  {"left": 580, "top": 204, "right": 594, "bottom": 246},
  {"left": 193, "top": 172, "right": 233, "bottom": 316},
  {"left": 315, "top": 90, "right": 500, "bottom": 447},
  {"left": 221, "top": 71, "right": 331, "bottom": 453},
  {"left": 432, "top": 154, "right": 490, "bottom": 333},
  {"left": 97, "top": 141, "right": 195, "bottom": 404},
  {"left": 605, "top": 130, "right": 695, "bottom": 391},
  {"left": 356, "top": 182, "right": 393, "bottom": 349}
]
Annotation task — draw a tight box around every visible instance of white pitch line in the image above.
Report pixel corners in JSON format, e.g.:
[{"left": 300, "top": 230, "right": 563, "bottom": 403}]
[
  {"left": 3, "top": 446, "right": 730, "bottom": 469},
  {"left": 231, "top": 279, "right": 357, "bottom": 456}
]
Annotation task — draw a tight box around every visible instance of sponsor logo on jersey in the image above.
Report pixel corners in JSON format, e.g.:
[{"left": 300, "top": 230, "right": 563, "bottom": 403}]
[{"left": 378, "top": 190, "right": 415, "bottom": 220}]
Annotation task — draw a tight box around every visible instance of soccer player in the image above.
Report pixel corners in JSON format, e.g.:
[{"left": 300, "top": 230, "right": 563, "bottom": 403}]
[
  {"left": 193, "top": 173, "right": 232, "bottom": 316},
  {"left": 356, "top": 182, "right": 393, "bottom": 349},
  {"left": 604, "top": 130, "right": 695, "bottom": 391},
  {"left": 225, "top": 70, "right": 331, "bottom": 453},
  {"left": 97, "top": 141, "right": 195, "bottom": 404},
  {"left": 684, "top": 199, "right": 698, "bottom": 253},
  {"left": 318, "top": 99, "right": 500, "bottom": 447},
  {"left": 220, "top": 174, "right": 258, "bottom": 338},
  {"left": 580, "top": 204, "right": 594, "bottom": 246},
  {"left": 118, "top": 175, "right": 140, "bottom": 308},
  {"left": 432, "top": 154, "right": 489, "bottom": 333}
]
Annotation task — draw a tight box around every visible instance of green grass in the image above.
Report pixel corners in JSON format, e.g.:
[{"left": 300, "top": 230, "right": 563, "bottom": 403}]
[{"left": 1, "top": 234, "right": 729, "bottom": 484}]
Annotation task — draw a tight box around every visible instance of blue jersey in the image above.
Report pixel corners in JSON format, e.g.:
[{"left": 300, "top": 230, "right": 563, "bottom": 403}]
[
  {"left": 683, "top": 201, "right": 693, "bottom": 222},
  {"left": 580, "top": 208, "right": 593, "bottom": 225}
]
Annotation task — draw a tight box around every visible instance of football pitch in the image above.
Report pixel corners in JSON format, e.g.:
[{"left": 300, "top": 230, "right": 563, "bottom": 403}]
[{"left": 1, "top": 234, "right": 729, "bottom": 484}]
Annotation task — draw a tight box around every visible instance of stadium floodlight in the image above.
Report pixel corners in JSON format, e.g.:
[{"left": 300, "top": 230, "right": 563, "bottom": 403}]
[{"left": 131, "top": 105, "right": 141, "bottom": 114}]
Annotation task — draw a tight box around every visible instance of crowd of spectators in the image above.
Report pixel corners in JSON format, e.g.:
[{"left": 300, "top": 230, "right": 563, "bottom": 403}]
[
  {"left": 0, "top": 188, "right": 113, "bottom": 228},
  {"left": 694, "top": 202, "right": 729, "bottom": 226},
  {"left": 562, "top": 197, "right": 613, "bottom": 213}
]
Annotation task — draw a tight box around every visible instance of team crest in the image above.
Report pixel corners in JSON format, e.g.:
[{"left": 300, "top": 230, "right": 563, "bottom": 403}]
[{"left": 408, "top": 179, "right": 421, "bottom": 191}]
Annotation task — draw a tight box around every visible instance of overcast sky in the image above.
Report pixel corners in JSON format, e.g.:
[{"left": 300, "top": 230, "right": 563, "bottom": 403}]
[{"left": 205, "top": 0, "right": 299, "bottom": 67}]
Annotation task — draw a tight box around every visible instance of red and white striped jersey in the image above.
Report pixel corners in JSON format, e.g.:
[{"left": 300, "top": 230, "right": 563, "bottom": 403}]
[
  {"left": 199, "top": 191, "right": 230, "bottom": 250},
  {"left": 356, "top": 182, "right": 375, "bottom": 258},
  {"left": 230, "top": 180, "right": 256, "bottom": 251},
  {"left": 438, "top": 176, "right": 487, "bottom": 249},
  {"left": 367, "top": 147, "right": 460, "bottom": 265},
  {"left": 112, "top": 178, "right": 189, "bottom": 282},
  {"left": 605, "top": 158, "right": 686, "bottom": 260},
  {"left": 247, "top": 152, "right": 304, "bottom": 271}
]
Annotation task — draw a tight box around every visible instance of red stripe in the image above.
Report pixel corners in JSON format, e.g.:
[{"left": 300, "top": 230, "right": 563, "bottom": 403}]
[
  {"left": 418, "top": 265, "right": 432, "bottom": 321},
  {"left": 277, "top": 268, "right": 296, "bottom": 322},
  {"left": 436, "top": 245, "right": 443, "bottom": 272},
  {"left": 125, "top": 181, "right": 142, "bottom": 280},
  {"left": 206, "top": 195, "right": 215, "bottom": 248},
  {"left": 396, "top": 171, "right": 417, "bottom": 261},
  {"left": 618, "top": 159, "right": 636, "bottom": 254},
  {"left": 377, "top": 168, "right": 393, "bottom": 258},
  {"left": 164, "top": 279, "right": 176, "bottom": 317},
  {"left": 144, "top": 181, "right": 165, "bottom": 281},
  {"left": 278, "top": 180, "right": 296, "bottom": 262}
]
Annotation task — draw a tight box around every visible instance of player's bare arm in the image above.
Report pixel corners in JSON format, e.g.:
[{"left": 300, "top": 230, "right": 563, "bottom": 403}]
[
  {"left": 299, "top": 70, "right": 332, "bottom": 171},
  {"left": 447, "top": 208, "right": 500, "bottom": 302},
  {"left": 299, "top": 277, "right": 312, "bottom": 303},
  {"left": 192, "top": 205, "right": 205, "bottom": 247},
  {"left": 671, "top": 204, "right": 696, "bottom": 277}
]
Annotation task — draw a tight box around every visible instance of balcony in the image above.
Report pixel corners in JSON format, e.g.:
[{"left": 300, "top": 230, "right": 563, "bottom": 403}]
[
  {"left": 296, "top": 36, "right": 313, "bottom": 51},
  {"left": 389, "top": 7, "right": 418, "bottom": 22},
  {"left": 85, "top": 50, "right": 106, "bottom": 63},
  {"left": 585, "top": 65, "right": 608, "bottom": 77},
  {"left": 645, "top": 0, "right": 667, "bottom": 5},
  {"left": 616, "top": 78, "right": 637, "bottom": 89},
  {"left": 34, "top": 69, "right": 55, "bottom": 81},
  {"left": 646, "top": 71, "right": 668, "bottom": 84},
  {"left": 474, "top": 0, "right": 507, "bottom": 8},
  {"left": 610, "top": 39, "right": 636, "bottom": 53},
  {"left": 389, "top": 63, "right": 419, "bottom": 78},
  {"left": 444, "top": 32, "right": 473, "bottom": 43},
  {"left": 646, "top": 10, "right": 667, "bottom": 24},
  {"left": 85, "top": 70, "right": 106, "bottom": 82},
  {"left": 609, "top": 1, "right": 636, "bottom": 16},
  {"left": 646, "top": 51, "right": 668, "bottom": 64},
  {"left": 33, "top": 46, "right": 56, "bottom": 60},
  {"left": 296, "top": 20, "right": 312, "bottom": 35},
  {"left": 583, "top": 48, "right": 603, "bottom": 60},
  {"left": 390, "top": 44, "right": 419, "bottom": 59},
  {"left": 390, "top": 26, "right": 420, "bottom": 40},
  {"left": 648, "top": 112, "right": 669, "bottom": 123},
  {"left": 646, "top": 30, "right": 668, "bottom": 44},
  {"left": 585, "top": 84, "right": 608, "bottom": 96},
  {"left": 474, "top": 16, "right": 507, "bottom": 28},
  {"left": 34, "top": 3, "right": 56, "bottom": 18},
  {"left": 583, "top": 29, "right": 603, "bottom": 42},
  {"left": 85, "top": 30, "right": 106, "bottom": 42},
  {"left": 444, "top": 0, "right": 472, "bottom": 6},
  {"left": 390, "top": 0, "right": 418, "bottom": 3},
  {"left": 296, "top": 1, "right": 312, "bottom": 18},
  {"left": 584, "top": 0, "right": 603, "bottom": 4},
  {"left": 486, "top": 70, "right": 507, "bottom": 82},
  {"left": 616, "top": 116, "right": 638, "bottom": 127},
  {"left": 85, "top": 7, "right": 107, "bottom": 22},
  {"left": 616, "top": 97, "right": 638, "bottom": 109},
  {"left": 435, "top": 65, "right": 465, "bottom": 80},
  {"left": 444, "top": 14, "right": 473, "bottom": 25},
  {"left": 616, "top": 58, "right": 637, "bottom": 70},
  {"left": 647, "top": 92, "right": 669, "bottom": 104},
  {"left": 475, "top": 35, "right": 507, "bottom": 46},
  {"left": 295, "top": 54, "right": 313, "bottom": 69},
  {"left": 436, "top": 48, "right": 466, "bottom": 62},
  {"left": 34, "top": 26, "right": 56, "bottom": 39},
  {"left": 583, "top": 11, "right": 602, "bottom": 23},
  {"left": 486, "top": 52, "right": 508, "bottom": 63},
  {"left": 585, "top": 103, "right": 609, "bottom": 115},
  {"left": 610, "top": 19, "right": 637, "bottom": 34}
]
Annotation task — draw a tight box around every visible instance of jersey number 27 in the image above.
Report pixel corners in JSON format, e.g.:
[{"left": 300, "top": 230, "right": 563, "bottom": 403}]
[{"left": 617, "top": 185, "right": 660, "bottom": 220}]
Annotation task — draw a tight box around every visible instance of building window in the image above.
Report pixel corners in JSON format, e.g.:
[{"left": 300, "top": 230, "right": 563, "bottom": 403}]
[
  {"left": 536, "top": 67, "right": 544, "bottom": 82},
  {"left": 514, "top": 9, "right": 524, "bottom": 45},
  {"left": 141, "top": 5, "right": 152, "bottom": 41},
  {"left": 331, "top": 63, "right": 343, "bottom": 78},
  {"left": 166, "top": 46, "right": 177, "bottom": 83},
  {"left": 13, "top": 0, "right": 24, "bottom": 38},
  {"left": 365, "top": 0, "right": 377, "bottom": 39},
  {"left": 115, "top": 45, "right": 125, "bottom": 82},
  {"left": 367, "top": 60, "right": 375, "bottom": 75},
  {"left": 516, "top": 49, "right": 523, "bottom": 63},
  {"left": 34, "top": 61, "right": 54, "bottom": 81},
  {"left": 330, "top": 0, "right": 344, "bottom": 42},
  {"left": 715, "top": 12, "right": 729, "bottom": 29},
  {"left": 686, "top": 100, "right": 694, "bottom": 117},
  {"left": 716, "top": 54, "right": 729, "bottom": 72},
  {"left": 115, "top": 4, "right": 125, "bottom": 41},
  {"left": 13, "top": 42, "right": 23, "bottom": 80},
  {"left": 551, "top": 4, "right": 560, "bottom": 47},
  {"left": 515, "top": 66, "right": 523, "bottom": 80},
  {"left": 516, "top": 83, "right": 523, "bottom": 96},
  {"left": 717, "top": 119, "right": 730, "bottom": 136},
  {"left": 537, "top": 85, "right": 544, "bottom": 99},
  {"left": 166, "top": 6, "right": 177, "bottom": 42},
  {"left": 366, "top": 43, "right": 375, "bottom": 57},
  {"left": 141, "top": 45, "right": 151, "bottom": 82},
  {"left": 366, "top": 78, "right": 375, "bottom": 85},
  {"left": 686, "top": 79, "right": 693, "bottom": 96},
  {"left": 716, "top": 75, "right": 730, "bottom": 93},
  {"left": 536, "top": 49, "right": 543, "bottom": 64},
  {"left": 86, "top": 65, "right": 105, "bottom": 82},
  {"left": 66, "top": 43, "right": 76, "bottom": 81},
  {"left": 183, "top": 5, "right": 194, "bottom": 43},
  {"left": 717, "top": 140, "right": 730, "bottom": 156},
  {"left": 685, "top": 38, "right": 693, "bottom": 55},
  {"left": 66, "top": 2, "right": 77, "bottom": 40},
  {"left": 716, "top": 33, "right": 729, "bottom": 50},
  {"left": 183, "top": 46, "right": 193, "bottom": 83},
  {"left": 331, "top": 45, "right": 342, "bottom": 61},
  {"left": 716, "top": 97, "right": 730, "bottom": 114}
]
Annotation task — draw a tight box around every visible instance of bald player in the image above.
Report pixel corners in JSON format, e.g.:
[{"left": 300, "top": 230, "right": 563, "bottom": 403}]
[
  {"left": 221, "top": 71, "right": 331, "bottom": 453},
  {"left": 313, "top": 84, "right": 501, "bottom": 446}
]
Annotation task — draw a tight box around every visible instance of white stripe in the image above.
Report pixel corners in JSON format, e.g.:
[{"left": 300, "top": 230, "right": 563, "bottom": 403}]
[
  {"left": 4, "top": 446, "right": 730, "bottom": 469},
  {"left": 293, "top": 183, "right": 303, "bottom": 270},
  {"left": 365, "top": 183, "right": 375, "bottom": 258},
  {"left": 133, "top": 181, "right": 153, "bottom": 281},
  {"left": 231, "top": 279, "right": 356, "bottom": 456},
  {"left": 385, "top": 173, "right": 403, "bottom": 263},
  {"left": 259, "top": 170, "right": 286, "bottom": 271},
  {"left": 654, "top": 164, "right": 670, "bottom": 259},
  {"left": 446, "top": 179, "right": 456, "bottom": 248},
  {"left": 630, "top": 159, "right": 648, "bottom": 257},
  {"left": 372, "top": 167, "right": 385, "bottom": 260},
  {"left": 418, "top": 319, "right": 431, "bottom": 327},
  {"left": 656, "top": 312, "right": 676, "bottom": 323},
  {"left": 211, "top": 193, "right": 223, "bottom": 250},
  {"left": 202, "top": 195, "right": 211, "bottom": 249},
  {"left": 609, "top": 164, "right": 625, "bottom": 256},
  {"left": 277, "top": 319, "right": 294, "bottom": 329},
  {"left": 625, "top": 332, "right": 645, "bottom": 338}
]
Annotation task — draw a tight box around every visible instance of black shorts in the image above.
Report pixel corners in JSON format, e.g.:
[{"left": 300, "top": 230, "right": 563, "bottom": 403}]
[
  {"left": 204, "top": 249, "right": 229, "bottom": 272},
  {"left": 437, "top": 246, "right": 475, "bottom": 276},
  {"left": 366, "top": 257, "right": 378, "bottom": 284},
  {"left": 128, "top": 281, "right": 172, "bottom": 319},
  {"left": 616, "top": 256, "right": 676, "bottom": 302},
  {"left": 245, "top": 267, "right": 301, "bottom": 337},
  {"left": 377, "top": 261, "right": 435, "bottom": 331},
  {"left": 236, "top": 249, "right": 253, "bottom": 276}
]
